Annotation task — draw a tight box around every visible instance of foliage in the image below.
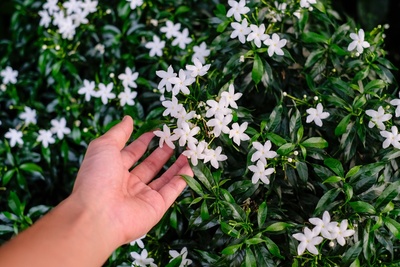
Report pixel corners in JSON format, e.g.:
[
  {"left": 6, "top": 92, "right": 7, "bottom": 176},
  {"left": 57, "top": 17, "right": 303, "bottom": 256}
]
[{"left": 1, "top": 0, "right": 400, "bottom": 266}]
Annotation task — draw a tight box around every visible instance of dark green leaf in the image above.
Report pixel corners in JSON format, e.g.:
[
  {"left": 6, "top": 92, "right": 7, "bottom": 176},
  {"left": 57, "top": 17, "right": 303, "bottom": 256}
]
[
  {"left": 252, "top": 53, "right": 263, "bottom": 85},
  {"left": 349, "top": 201, "right": 376, "bottom": 214}
]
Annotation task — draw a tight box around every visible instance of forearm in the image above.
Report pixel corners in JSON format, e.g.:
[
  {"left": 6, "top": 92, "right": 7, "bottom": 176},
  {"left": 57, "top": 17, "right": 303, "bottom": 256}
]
[{"left": 0, "top": 197, "right": 115, "bottom": 267}]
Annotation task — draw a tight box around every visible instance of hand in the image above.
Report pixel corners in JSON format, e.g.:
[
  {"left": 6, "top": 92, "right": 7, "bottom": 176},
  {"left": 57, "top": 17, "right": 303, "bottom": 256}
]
[{"left": 70, "top": 115, "right": 193, "bottom": 248}]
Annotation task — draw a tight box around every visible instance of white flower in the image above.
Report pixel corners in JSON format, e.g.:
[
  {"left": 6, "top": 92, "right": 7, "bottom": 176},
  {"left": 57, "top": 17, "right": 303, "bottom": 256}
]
[
  {"left": 205, "top": 98, "right": 231, "bottom": 118},
  {"left": 1, "top": 66, "right": 18, "bottom": 84},
  {"left": 118, "top": 88, "right": 138, "bottom": 106},
  {"left": 169, "top": 247, "right": 193, "bottom": 267},
  {"left": 173, "top": 121, "right": 200, "bottom": 147},
  {"left": 39, "top": 10, "right": 51, "bottom": 28},
  {"left": 50, "top": 118, "right": 71, "bottom": 140},
  {"left": 309, "top": 211, "right": 338, "bottom": 239},
  {"left": 300, "top": 0, "right": 317, "bottom": 8},
  {"left": 5, "top": 128, "right": 24, "bottom": 147},
  {"left": 347, "top": 29, "right": 370, "bottom": 54},
  {"left": 97, "top": 82, "right": 116, "bottom": 104},
  {"left": 292, "top": 227, "right": 323, "bottom": 255},
  {"left": 206, "top": 113, "right": 233, "bottom": 137},
  {"left": 230, "top": 18, "right": 251, "bottom": 44},
  {"left": 192, "top": 42, "right": 210, "bottom": 64},
  {"left": 185, "top": 57, "right": 211, "bottom": 77},
  {"left": 37, "top": 129, "right": 56, "bottom": 148},
  {"left": 162, "top": 96, "right": 183, "bottom": 118},
  {"left": 145, "top": 35, "right": 165, "bottom": 57},
  {"left": 130, "top": 234, "right": 146, "bottom": 249},
  {"left": 248, "top": 160, "right": 274, "bottom": 184},
  {"left": 263, "top": 33, "right": 287, "bottom": 57},
  {"left": 390, "top": 97, "right": 400, "bottom": 117},
  {"left": 331, "top": 220, "right": 355, "bottom": 246},
  {"left": 58, "top": 16, "right": 77, "bottom": 39},
  {"left": 380, "top": 126, "right": 400, "bottom": 149},
  {"left": 160, "top": 20, "right": 181, "bottom": 39},
  {"left": 229, "top": 122, "right": 250, "bottom": 146},
  {"left": 306, "top": 103, "right": 330, "bottom": 127},
  {"left": 251, "top": 140, "right": 277, "bottom": 164},
  {"left": 246, "top": 24, "right": 269, "bottom": 48},
  {"left": 169, "top": 69, "right": 195, "bottom": 95},
  {"left": 130, "top": 249, "right": 157, "bottom": 267},
  {"left": 156, "top": 65, "right": 177, "bottom": 93},
  {"left": 176, "top": 108, "right": 196, "bottom": 128},
  {"left": 19, "top": 106, "right": 37, "bottom": 125},
  {"left": 221, "top": 84, "right": 242, "bottom": 109},
  {"left": 63, "top": 0, "right": 82, "bottom": 15},
  {"left": 203, "top": 146, "right": 227, "bottom": 169},
  {"left": 78, "top": 79, "right": 96, "bottom": 101},
  {"left": 365, "top": 106, "right": 392, "bottom": 130},
  {"left": 43, "top": 0, "right": 60, "bottom": 15},
  {"left": 227, "top": 0, "right": 250, "bottom": 22},
  {"left": 118, "top": 67, "right": 139, "bottom": 89},
  {"left": 81, "top": 0, "right": 98, "bottom": 13},
  {"left": 182, "top": 141, "right": 206, "bottom": 166},
  {"left": 153, "top": 124, "right": 178, "bottom": 149},
  {"left": 171, "top": 28, "right": 192, "bottom": 49},
  {"left": 127, "top": 0, "right": 144, "bottom": 10}
]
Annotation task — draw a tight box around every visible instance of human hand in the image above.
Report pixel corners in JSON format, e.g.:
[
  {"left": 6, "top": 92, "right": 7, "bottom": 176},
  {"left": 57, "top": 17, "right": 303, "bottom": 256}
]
[{"left": 70, "top": 115, "right": 193, "bottom": 249}]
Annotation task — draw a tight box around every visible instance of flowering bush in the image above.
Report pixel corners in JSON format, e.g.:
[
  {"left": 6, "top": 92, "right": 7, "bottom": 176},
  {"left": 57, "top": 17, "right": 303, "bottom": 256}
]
[{"left": 1, "top": 0, "right": 400, "bottom": 266}]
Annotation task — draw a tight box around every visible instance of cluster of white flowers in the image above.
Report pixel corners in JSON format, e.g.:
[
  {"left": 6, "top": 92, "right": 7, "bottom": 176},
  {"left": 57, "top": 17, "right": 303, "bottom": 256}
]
[
  {"left": 39, "top": 0, "right": 98, "bottom": 39},
  {"left": 227, "top": 0, "right": 287, "bottom": 56},
  {"left": 248, "top": 140, "right": 277, "bottom": 184},
  {"left": 293, "top": 211, "right": 355, "bottom": 256},
  {"left": 154, "top": 61, "right": 250, "bottom": 169},
  {"left": 127, "top": 0, "right": 143, "bottom": 10},
  {"left": 145, "top": 19, "right": 210, "bottom": 63},
  {"left": 4, "top": 106, "right": 71, "bottom": 148},
  {"left": 78, "top": 67, "right": 138, "bottom": 106},
  {"left": 129, "top": 235, "right": 192, "bottom": 267},
  {"left": 364, "top": 103, "right": 400, "bottom": 149}
]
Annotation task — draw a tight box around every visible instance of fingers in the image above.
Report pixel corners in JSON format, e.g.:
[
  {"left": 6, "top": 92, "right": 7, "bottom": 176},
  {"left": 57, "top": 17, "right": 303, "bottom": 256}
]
[
  {"left": 151, "top": 155, "right": 192, "bottom": 207},
  {"left": 129, "top": 145, "right": 174, "bottom": 184},
  {"left": 99, "top": 116, "right": 134, "bottom": 150},
  {"left": 121, "top": 132, "right": 155, "bottom": 169},
  {"left": 149, "top": 155, "right": 192, "bottom": 191}
]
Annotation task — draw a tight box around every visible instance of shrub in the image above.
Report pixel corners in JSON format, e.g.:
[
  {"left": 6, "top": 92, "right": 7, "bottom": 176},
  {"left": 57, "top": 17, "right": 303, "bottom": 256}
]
[{"left": 1, "top": 0, "right": 399, "bottom": 266}]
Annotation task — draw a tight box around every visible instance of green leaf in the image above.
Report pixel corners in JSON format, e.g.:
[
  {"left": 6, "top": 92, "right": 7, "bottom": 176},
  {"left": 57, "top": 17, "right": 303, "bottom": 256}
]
[
  {"left": 221, "top": 243, "right": 242, "bottom": 255},
  {"left": 276, "top": 143, "right": 295, "bottom": 156},
  {"left": 217, "top": 20, "right": 230, "bottom": 33},
  {"left": 221, "top": 221, "right": 241, "bottom": 238},
  {"left": 174, "top": 5, "right": 190, "bottom": 15},
  {"left": 19, "top": 163, "right": 43, "bottom": 173},
  {"left": 341, "top": 241, "right": 362, "bottom": 264},
  {"left": 181, "top": 174, "right": 204, "bottom": 196},
  {"left": 374, "top": 181, "right": 400, "bottom": 211},
  {"left": 335, "top": 114, "right": 352, "bottom": 136},
  {"left": 364, "top": 79, "right": 386, "bottom": 93},
  {"left": 245, "top": 237, "right": 264, "bottom": 245},
  {"left": 323, "top": 176, "right": 342, "bottom": 184},
  {"left": 301, "top": 32, "right": 328, "bottom": 44},
  {"left": 2, "top": 169, "right": 16, "bottom": 186},
  {"left": 200, "top": 200, "right": 210, "bottom": 221},
  {"left": 295, "top": 161, "right": 308, "bottom": 183},
  {"left": 314, "top": 188, "right": 341, "bottom": 215},
  {"left": 264, "top": 222, "right": 291, "bottom": 232},
  {"left": 8, "top": 191, "right": 23, "bottom": 217},
  {"left": 265, "top": 132, "right": 287, "bottom": 146},
  {"left": 245, "top": 247, "right": 257, "bottom": 267},
  {"left": 192, "top": 161, "right": 215, "bottom": 192},
  {"left": 252, "top": 53, "right": 263, "bottom": 85},
  {"left": 349, "top": 201, "right": 376, "bottom": 214},
  {"left": 383, "top": 217, "right": 400, "bottom": 240},
  {"left": 264, "top": 237, "right": 284, "bottom": 258},
  {"left": 345, "top": 165, "right": 361, "bottom": 179},
  {"left": 301, "top": 137, "right": 328, "bottom": 148},
  {"left": 344, "top": 183, "right": 353, "bottom": 203},
  {"left": 223, "top": 201, "right": 246, "bottom": 221},
  {"left": 169, "top": 208, "right": 178, "bottom": 229},
  {"left": 257, "top": 201, "right": 267, "bottom": 229},
  {"left": 324, "top": 158, "right": 344, "bottom": 177},
  {"left": 0, "top": 225, "right": 14, "bottom": 234}
]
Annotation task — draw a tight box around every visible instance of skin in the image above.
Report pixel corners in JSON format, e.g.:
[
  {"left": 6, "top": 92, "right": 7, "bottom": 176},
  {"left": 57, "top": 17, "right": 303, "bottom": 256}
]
[{"left": 0, "top": 115, "right": 193, "bottom": 267}]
